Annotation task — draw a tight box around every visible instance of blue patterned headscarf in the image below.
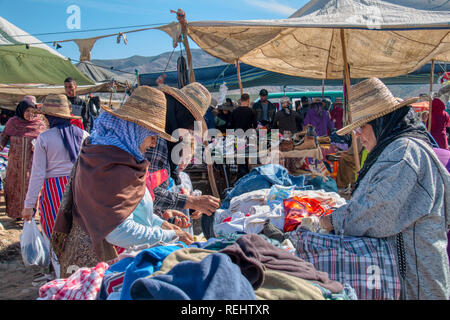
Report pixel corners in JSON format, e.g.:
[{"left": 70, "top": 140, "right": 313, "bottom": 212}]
[{"left": 90, "top": 111, "right": 158, "bottom": 162}]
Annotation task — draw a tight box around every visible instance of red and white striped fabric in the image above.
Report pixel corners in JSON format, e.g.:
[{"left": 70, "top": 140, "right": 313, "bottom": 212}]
[
  {"left": 38, "top": 176, "right": 69, "bottom": 239},
  {"left": 38, "top": 262, "right": 109, "bottom": 300}
]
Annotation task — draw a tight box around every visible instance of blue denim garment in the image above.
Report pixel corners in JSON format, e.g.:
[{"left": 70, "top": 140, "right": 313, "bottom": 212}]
[{"left": 220, "top": 164, "right": 312, "bottom": 209}]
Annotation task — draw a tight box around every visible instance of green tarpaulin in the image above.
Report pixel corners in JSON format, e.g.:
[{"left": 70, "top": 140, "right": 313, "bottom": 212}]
[{"left": 0, "top": 16, "right": 94, "bottom": 85}]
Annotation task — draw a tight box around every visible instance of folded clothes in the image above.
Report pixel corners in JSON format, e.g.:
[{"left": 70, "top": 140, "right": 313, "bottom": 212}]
[
  {"left": 130, "top": 253, "right": 256, "bottom": 300},
  {"left": 219, "top": 234, "right": 344, "bottom": 293},
  {"left": 255, "top": 270, "right": 325, "bottom": 300}
]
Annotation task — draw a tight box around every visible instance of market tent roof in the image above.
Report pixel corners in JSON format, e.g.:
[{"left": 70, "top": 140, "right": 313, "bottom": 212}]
[
  {"left": 139, "top": 61, "right": 446, "bottom": 92},
  {"left": 0, "top": 16, "right": 94, "bottom": 85},
  {"left": 171, "top": 0, "right": 450, "bottom": 80},
  {"left": 76, "top": 61, "right": 133, "bottom": 84},
  {"left": 0, "top": 82, "right": 128, "bottom": 110}
]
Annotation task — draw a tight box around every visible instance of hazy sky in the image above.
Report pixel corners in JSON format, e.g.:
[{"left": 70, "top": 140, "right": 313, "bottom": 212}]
[{"left": 2, "top": 0, "right": 308, "bottom": 60}]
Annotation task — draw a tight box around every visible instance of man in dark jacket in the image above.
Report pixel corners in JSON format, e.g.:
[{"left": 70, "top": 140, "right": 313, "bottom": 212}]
[
  {"left": 273, "top": 96, "right": 301, "bottom": 135},
  {"left": 252, "top": 89, "right": 276, "bottom": 127},
  {"left": 231, "top": 93, "right": 257, "bottom": 131}
]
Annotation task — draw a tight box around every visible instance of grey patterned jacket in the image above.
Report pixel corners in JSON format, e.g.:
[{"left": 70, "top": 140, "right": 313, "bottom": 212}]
[{"left": 332, "top": 137, "right": 450, "bottom": 300}]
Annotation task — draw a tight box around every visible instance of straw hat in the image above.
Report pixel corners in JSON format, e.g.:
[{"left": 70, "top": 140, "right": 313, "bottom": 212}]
[
  {"left": 36, "top": 94, "right": 81, "bottom": 119},
  {"left": 159, "top": 82, "right": 211, "bottom": 123},
  {"left": 101, "top": 85, "right": 177, "bottom": 142},
  {"left": 337, "top": 78, "right": 418, "bottom": 136}
]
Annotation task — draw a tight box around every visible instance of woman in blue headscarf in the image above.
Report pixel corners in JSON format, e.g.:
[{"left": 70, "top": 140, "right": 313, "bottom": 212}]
[{"left": 52, "top": 86, "right": 193, "bottom": 278}]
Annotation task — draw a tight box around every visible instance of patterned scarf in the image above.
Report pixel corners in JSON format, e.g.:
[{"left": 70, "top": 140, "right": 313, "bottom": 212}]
[{"left": 90, "top": 112, "right": 158, "bottom": 162}]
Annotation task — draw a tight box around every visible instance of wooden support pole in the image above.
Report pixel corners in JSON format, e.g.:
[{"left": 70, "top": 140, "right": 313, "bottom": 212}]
[
  {"left": 340, "top": 29, "right": 361, "bottom": 173},
  {"left": 428, "top": 59, "right": 435, "bottom": 131},
  {"left": 236, "top": 59, "right": 244, "bottom": 96},
  {"left": 176, "top": 9, "right": 196, "bottom": 83}
]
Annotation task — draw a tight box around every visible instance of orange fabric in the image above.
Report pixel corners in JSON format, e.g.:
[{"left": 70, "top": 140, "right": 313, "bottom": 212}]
[{"left": 283, "top": 196, "right": 332, "bottom": 232}]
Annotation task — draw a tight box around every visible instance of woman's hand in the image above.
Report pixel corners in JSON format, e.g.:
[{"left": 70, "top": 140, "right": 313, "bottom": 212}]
[
  {"left": 190, "top": 210, "right": 203, "bottom": 220},
  {"left": 21, "top": 208, "right": 34, "bottom": 221},
  {"left": 320, "top": 215, "right": 334, "bottom": 232},
  {"left": 162, "top": 210, "right": 191, "bottom": 229},
  {"left": 173, "top": 229, "right": 194, "bottom": 245},
  {"left": 163, "top": 222, "right": 194, "bottom": 245}
]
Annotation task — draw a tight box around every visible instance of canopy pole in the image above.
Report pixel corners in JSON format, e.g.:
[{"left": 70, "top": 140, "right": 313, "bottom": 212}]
[
  {"left": 340, "top": 29, "right": 361, "bottom": 174},
  {"left": 427, "top": 59, "right": 435, "bottom": 131},
  {"left": 322, "top": 79, "right": 325, "bottom": 99},
  {"left": 236, "top": 59, "right": 244, "bottom": 96},
  {"left": 176, "top": 9, "right": 196, "bottom": 83}
]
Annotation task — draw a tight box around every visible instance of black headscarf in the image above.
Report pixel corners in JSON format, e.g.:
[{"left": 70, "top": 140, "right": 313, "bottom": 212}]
[
  {"left": 353, "top": 106, "right": 432, "bottom": 194},
  {"left": 15, "top": 100, "right": 35, "bottom": 120},
  {"left": 164, "top": 93, "right": 196, "bottom": 183}
]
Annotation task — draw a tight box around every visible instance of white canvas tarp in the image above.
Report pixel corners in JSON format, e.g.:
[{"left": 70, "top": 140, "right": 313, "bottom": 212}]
[{"left": 172, "top": 0, "right": 450, "bottom": 79}]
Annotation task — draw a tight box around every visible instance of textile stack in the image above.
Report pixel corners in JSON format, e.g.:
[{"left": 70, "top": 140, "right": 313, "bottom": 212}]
[{"left": 36, "top": 164, "right": 363, "bottom": 301}]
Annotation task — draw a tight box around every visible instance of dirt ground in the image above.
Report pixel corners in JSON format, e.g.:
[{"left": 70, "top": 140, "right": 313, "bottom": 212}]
[{"left": 0, "top": 193, "right": 43, "bottom": 300}]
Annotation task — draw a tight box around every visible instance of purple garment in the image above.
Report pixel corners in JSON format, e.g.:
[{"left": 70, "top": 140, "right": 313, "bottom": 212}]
[
  {"left": 46, "top": 115, "right": 84, "bottom": 163},
  {"left": 433, "top": 147, "right": 450, "bottom": 265},
  {"left": 303, "top": 107, "right": 334, "bottom": 136}
]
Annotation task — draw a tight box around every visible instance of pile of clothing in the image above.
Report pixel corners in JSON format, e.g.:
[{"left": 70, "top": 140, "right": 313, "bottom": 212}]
[
  {"left": 38, "top": 234, "right": 356, "bottom": 300},
  {"left": 214, "top": 180, "right": 346, "bottom": 238}
]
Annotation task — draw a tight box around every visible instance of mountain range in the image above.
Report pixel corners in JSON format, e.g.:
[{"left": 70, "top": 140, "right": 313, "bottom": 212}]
[{"left": 92, "top": 48, "right": 225, "bottom": 76}]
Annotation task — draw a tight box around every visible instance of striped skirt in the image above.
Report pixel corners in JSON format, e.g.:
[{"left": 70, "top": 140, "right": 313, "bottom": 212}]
[{"left": 38, "top": 176, "right": 69, "bottom": 239}]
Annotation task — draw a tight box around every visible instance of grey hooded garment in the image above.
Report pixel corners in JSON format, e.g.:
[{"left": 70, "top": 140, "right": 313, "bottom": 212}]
[{"left": 332, "top": 137, "right": 450, "bottom": 300}]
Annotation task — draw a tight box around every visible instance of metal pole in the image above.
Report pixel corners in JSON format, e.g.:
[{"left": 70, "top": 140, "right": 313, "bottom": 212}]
[{"left": 340, "top": 29, "right": 361, "bottom": 173}]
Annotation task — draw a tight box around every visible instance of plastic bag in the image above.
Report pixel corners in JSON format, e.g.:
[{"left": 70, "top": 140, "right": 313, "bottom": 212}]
[{"left": 20, "top": 219, "right": 50, "bottom": 267}]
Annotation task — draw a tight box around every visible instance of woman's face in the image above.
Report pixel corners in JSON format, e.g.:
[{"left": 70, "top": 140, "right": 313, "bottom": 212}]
[
  {"left": 139, "top": 135, "right": 158, "bottom": 154},
  {"left": 23, "top": 108, "right": 36, "bottom": 121},
  {"left": 354, "top": 124, "right": 377, "bottom": 152}
]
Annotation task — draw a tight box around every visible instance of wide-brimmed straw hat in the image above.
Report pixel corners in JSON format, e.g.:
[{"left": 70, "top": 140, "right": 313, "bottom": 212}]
[
  {"left": 101, "top": 85, "right": 177, "bottom": 142},
  {"left": 36, "top": 94, "right": 81, "bottom": 119},
  {"left": 159, "top": 82, "right": 211, "bottom": 123},
  {"left": 337, "top": 78, "right": 418, "bottom": 136}
]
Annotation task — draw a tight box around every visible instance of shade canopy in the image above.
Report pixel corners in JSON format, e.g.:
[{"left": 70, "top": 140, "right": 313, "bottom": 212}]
[{"left": 163, "top": 0, "right": 450, "bottom": 80}]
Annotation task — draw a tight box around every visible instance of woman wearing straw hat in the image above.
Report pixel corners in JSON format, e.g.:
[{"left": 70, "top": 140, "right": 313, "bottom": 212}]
[
  {"left": 0, "top": 98, "right": 46, "bottom": 221},
  {"left": 51, "top": 86, "right": 194, "bottom": 278},
  {"left": 145, "top": 82, "right": 221, "bottom": 221},
  {"left": 320, "top": 78, "right": 450, "bottom": 300},
  {"left": 21, "top": 94, "right": 88, "bottom": 238}
]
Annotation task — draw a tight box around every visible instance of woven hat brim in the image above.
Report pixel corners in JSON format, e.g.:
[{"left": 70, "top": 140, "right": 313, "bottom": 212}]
[
  {"left": 34, "top": 109, "right": 81, "bottom": 120},
  {"left": 337, "top": 97, "right": 419, "bottom": 136},
  {"left": 159, "top": 85, "right": 205, "bottom": 125},
  {"left": 101, "top": 105, "right": 177, "bottom": 143}
]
